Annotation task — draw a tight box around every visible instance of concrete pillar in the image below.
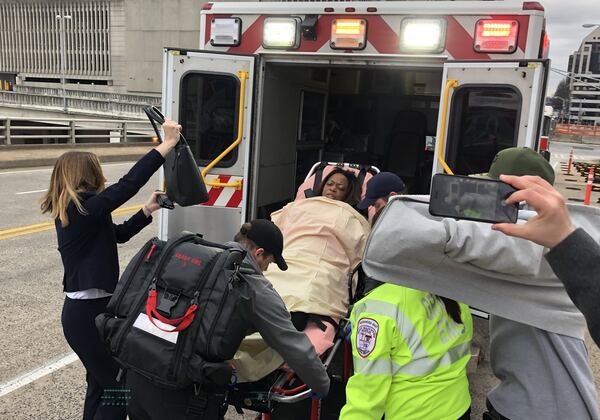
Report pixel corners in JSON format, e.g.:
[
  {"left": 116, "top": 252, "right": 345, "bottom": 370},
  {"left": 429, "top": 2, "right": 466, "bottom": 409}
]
[
  {"left": 5, "top": 119, "right": 11, "bottom": 145},
  {"left": 122, "top": 121, "right": 128, "bottom": 143},
  {"left": 69, "top": 120, "right": 76, "bottom": 143}
]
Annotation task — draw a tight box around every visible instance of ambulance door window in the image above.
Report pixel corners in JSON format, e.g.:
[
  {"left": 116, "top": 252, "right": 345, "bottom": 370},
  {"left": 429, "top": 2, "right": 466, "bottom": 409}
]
[
  {"left": 447, "top": 86, "right": 521, "bottom": 175},
  {"left": 179, "top": 73, "right": 239, "bottom": 167}
]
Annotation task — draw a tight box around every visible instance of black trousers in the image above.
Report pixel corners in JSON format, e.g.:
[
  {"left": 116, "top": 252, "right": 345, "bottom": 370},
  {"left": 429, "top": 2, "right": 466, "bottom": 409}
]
[
  {"left": 62, "top": 296, "right": 126, "bottom": 420},
  {"left": 127, "top": 371, "right": 227, "bottom": 420},
  {"left": 458, "top": 407, "right": 472, "bottom": 420},
  {"left": 483, "top": 400, "right": 511, "bottom": 420}
]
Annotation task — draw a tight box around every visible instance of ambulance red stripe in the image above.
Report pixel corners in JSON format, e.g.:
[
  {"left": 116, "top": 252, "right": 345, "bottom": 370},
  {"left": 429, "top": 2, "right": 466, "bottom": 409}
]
[
  {"left": 446, "top": 16, "right": 490, "bottom": 60},
  {"left": 202, "top": 175, "right": 232, "bottom": 206},
  {"left": 366, "top": 16, "right": 400, "bottom": 54},
  {"left": 226, "top": 188, "right": 243, "bottom": 208},
  {"left": 228, "top": 15, "right": 266, "bottom": 54}
]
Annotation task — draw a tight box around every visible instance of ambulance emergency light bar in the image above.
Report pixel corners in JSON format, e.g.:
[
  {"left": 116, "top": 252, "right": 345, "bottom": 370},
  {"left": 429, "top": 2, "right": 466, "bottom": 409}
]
[
  {"left": 263, "top": 17, "right": 301, "bottom": 49},
  {"left": 474, "top": 19, "right": 519, "bottom": 53},
  {"left": 210, "top": 18, "right": 241, "bottom": 47},
  {"left": 399, "top": 18, "right": 447, "bottom": 53},
  {"left": 330, "top": 19, "right": 367, "bottom": 50}
]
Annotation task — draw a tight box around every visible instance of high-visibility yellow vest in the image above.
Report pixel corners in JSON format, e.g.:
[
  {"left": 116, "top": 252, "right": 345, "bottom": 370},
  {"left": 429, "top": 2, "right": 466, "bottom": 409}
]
[{"left": 340, "top": 283, "right": 473, "bottom": 420}]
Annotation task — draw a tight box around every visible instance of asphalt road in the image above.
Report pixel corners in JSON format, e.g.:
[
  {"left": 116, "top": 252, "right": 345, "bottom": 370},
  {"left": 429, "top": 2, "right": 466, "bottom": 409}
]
[
  {"left": 0, "top": 162, "right": 161, "bottom": 419},
  {"left": 0, "top": 145, "right": 599, "bottom": 419}
]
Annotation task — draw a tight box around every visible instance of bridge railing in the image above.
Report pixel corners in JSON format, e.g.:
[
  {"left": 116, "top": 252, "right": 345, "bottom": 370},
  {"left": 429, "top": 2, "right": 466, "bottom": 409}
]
[
  {"left": 0, "top": 117, "right": 157, "bottom": 145},
  {"left": 0, "top": 88, "right": 161, "bottom": 118}
]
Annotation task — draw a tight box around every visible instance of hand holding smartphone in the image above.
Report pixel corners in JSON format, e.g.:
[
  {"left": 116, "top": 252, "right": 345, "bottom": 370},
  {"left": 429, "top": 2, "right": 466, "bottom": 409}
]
[{"left": 429, "top": 174, "right": 519, "bottom": 224}]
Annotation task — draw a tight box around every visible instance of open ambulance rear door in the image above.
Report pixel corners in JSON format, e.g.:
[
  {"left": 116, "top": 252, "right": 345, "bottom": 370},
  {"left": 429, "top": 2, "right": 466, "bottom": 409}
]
[
  {"left": 434, "top": 60, "right": 548, "bottom": 177},
  {"left": 159, "top": 49, "right": 255, "bottom": 242}
]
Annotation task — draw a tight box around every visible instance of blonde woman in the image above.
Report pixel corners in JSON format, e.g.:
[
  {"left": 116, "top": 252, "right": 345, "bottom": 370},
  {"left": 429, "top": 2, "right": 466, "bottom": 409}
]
[{"left": 40, "top": 119, "right": 181, "bottom": 420}]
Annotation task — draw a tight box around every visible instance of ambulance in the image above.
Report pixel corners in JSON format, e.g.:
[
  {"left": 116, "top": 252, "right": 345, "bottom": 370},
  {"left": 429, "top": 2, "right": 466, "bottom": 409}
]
[{"left": 158, "top": 0, "right": 550, "bottom": 242}]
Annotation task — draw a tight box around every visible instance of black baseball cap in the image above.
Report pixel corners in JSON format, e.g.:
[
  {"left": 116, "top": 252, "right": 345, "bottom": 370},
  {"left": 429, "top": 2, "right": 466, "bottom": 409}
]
[
  {"left": 357, "top": 172, "right": 406, "bottom": 210},
  {"left": 245, "top": 219, "right": 288, "bottom": 271}
]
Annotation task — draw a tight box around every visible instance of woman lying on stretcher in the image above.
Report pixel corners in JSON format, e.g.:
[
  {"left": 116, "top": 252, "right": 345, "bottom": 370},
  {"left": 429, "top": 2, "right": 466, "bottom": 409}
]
[
  {"left": 273, "top": 168, "right": 368, "bottom": 354},
  {"left": 231, "top": 168, "right": 371, "bottom": 383}
]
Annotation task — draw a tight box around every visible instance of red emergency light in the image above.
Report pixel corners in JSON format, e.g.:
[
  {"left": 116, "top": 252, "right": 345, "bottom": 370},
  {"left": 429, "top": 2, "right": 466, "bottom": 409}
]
[
  {"left": 474, "top": 19, "right": 519, "bottom": 53},
  {"left": 540, "top": 31, "right": 550, "bottom": 59}
]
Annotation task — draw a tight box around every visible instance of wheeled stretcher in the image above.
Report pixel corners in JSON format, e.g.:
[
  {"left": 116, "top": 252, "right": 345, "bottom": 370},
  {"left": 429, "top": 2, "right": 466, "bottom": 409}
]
[
  {"left": 227, "top": 162, "right": 378, "bottom": 419},
  {"left": 226, "top": 266, "right": 365, "bottom": 420}
]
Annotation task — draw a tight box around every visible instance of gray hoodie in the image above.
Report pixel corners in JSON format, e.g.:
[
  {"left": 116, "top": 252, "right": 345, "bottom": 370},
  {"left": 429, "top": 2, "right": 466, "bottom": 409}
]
[
  {"left": 362, "top": 196, "right": 600, "bottom": 339},
  {"left": 362, "top": 197, "right": 600, "bottom": 419}
]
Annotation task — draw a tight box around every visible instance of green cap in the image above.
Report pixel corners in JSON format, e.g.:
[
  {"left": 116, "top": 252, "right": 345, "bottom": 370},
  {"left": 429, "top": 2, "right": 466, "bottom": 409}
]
[{"left": 486, "top": 147, "right": 555, "bottom": 185}]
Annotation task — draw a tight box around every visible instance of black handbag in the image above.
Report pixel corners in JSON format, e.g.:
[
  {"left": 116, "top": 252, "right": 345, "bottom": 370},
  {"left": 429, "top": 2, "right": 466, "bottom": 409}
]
[{"left": 144, "top": 106, "right": 208, "bottom": 206}]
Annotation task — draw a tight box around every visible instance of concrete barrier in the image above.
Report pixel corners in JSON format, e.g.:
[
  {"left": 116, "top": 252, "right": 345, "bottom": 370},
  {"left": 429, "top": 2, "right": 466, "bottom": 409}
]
[{"left": 0, "top": 143, "right": 154, "bottom": 169}]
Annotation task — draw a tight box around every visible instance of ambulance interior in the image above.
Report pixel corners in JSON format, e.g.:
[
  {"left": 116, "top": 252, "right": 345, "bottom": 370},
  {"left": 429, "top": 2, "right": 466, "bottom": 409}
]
[
  {"left": 254, "top": 63, "right": 443, "bottom": 217},
  {"left": 251, "top": 62, "right": 522, "bottom": 218}
]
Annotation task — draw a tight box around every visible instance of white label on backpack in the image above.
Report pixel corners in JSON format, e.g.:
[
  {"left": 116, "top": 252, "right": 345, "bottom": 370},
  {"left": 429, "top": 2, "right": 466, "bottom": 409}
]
[{"left": 133, "top": 313, "right": 179, "bottom": 344}]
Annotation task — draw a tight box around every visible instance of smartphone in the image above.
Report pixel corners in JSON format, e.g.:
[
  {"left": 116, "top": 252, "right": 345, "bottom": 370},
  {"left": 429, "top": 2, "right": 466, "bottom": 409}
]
[{"left": 429, "top": 174, "right": 518, "bottom": 224}]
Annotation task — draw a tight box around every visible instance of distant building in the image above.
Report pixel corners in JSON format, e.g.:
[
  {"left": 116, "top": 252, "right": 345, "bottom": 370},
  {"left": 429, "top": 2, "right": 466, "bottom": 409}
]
[
  {"left": 567, "top": 26, "right": 600, "bottom": 124},
  {"left": 0, "top": 0, "right": 233, "bottom": 118}
]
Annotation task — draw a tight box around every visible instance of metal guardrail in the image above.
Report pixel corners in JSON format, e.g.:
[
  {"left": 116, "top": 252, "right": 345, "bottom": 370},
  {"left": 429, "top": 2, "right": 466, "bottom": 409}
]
[
  {"left": 0, "top": 117, "right": 157, "bottom": 145},
  {"left": 0, "top": 89, "right": 160, "bottom": 117},
  {"left": 12, "top": 85, "right": 161, "bottom": 105}
]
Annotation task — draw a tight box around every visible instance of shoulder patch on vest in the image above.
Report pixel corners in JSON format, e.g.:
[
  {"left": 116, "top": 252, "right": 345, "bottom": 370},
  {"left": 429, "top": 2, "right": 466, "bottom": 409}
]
[{"left": 356, "top": 317, "right": 379, "bottom": 358}]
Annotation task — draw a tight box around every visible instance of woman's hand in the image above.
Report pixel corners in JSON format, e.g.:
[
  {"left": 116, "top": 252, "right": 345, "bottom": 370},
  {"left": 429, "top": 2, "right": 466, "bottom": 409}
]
[
  {"left": 155, "top": 118, "right": 182, "bottom": 158},
  {"left": 142, "top": 191, "right": 163, "bottom": 217},
  {"left": 491, "top": 175, "right": 576, "bottom": 248}
]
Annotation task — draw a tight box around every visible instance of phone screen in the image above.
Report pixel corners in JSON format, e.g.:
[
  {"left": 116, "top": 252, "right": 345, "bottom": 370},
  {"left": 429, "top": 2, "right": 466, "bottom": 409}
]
[{"left": 429, "top": 174, "right": 518, "bottom": 224}]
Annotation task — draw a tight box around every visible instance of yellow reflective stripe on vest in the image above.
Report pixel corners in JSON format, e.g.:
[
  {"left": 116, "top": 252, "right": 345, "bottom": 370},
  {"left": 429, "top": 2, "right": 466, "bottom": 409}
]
[
  {"left": 353, "top": 299, "right": 428, "bottom": 360},
  {"left": 353, "top": 298, "right": 470, "bottom": 377},
  {"left": 353, "top": 341, "right": 471, "bottom": 377}
]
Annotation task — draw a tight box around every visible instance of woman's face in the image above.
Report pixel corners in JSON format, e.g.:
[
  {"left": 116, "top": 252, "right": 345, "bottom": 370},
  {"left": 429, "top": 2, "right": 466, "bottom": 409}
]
[{"left": 322, "top": 173, "right": 349, "bottom": 201}]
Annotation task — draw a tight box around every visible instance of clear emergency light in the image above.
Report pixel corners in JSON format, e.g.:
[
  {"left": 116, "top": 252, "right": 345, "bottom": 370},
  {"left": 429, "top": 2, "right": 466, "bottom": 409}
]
[
  {"left": 330, "top": 19, "right": 367, "bottom": 50},
  {"left": 399, "top": 18, "right": 447, "bottom": 53},
  {"left": 210, "top": 18, "right": 241, "bottom": 47},
  {"left": 263, "top": 17, "right": 301, "bottom": 49},
  {"left": 474, "top": 20, "right": 519, "bottom": 53}
]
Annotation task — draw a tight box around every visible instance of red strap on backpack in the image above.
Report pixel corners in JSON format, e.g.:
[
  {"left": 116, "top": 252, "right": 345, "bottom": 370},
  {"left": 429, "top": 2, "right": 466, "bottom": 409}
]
[{"left": 146, "top": 289, "right": 197, "bottom": 333}]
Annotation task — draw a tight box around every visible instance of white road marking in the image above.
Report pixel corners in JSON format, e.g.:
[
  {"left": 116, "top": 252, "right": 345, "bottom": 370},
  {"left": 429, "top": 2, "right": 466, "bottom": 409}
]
[
  {"left": 15, "top": 182, "right": 114, "bottom": 195},
  {"left": 0, "top": 162, "right": 133, "bottom": 176},
  {"left": 15, "top": 189, "right": 47, "bottom": 195},
  {"left": 0, "top": 352, "right": 79, "bottom": 397}
]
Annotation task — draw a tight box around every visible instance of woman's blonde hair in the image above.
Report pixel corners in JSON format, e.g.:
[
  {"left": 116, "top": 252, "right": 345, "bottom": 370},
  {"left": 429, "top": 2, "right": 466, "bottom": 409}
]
[{"left": 40, "top": 151, "right": 106, "bottom": 227}]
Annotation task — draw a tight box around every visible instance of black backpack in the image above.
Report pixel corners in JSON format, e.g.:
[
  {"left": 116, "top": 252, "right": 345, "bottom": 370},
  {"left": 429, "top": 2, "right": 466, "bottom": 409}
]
[{"left": 96, "top": 233, "right": 255, "bottom": 389}]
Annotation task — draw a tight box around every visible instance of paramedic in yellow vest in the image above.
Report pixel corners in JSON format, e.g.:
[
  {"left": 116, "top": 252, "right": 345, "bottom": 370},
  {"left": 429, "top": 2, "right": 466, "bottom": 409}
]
[{"left": 340, "top": 172, "right": 473, "bottom": 420}]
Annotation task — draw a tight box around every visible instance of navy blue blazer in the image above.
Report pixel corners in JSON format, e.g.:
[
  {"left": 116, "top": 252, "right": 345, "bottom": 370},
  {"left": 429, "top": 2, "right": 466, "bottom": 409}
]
[{"left": 56, "top": 149, "right": 165, "bottom": 293}]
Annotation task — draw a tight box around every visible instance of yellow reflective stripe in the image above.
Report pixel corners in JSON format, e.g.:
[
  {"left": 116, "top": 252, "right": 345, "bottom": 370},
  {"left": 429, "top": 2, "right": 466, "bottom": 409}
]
[
  {"left": 353, "top": 357, "right": 393, "bottom": 376},
  {"left": 353, "top": 341, "right": 471, "bottom": 377},
  {"left": 395, "top": 341, "right": 471, "bottom": 377}
]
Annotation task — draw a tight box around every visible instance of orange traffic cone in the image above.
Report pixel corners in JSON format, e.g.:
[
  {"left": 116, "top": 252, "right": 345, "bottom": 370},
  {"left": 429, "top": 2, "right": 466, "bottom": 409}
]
[{"left": 584, "top": 165, "right": 594, "bottom": 206}]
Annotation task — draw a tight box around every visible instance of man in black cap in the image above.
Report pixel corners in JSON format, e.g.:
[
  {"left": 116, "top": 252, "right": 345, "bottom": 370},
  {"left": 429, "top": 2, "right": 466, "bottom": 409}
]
[
  {"left": 357, "top": 172, "right": 406, "bottom": 218},
  {"left": 233, "top": 219, "right": 288, "bottom": 272},
  {"left": 127, "top": 220, "right": 329, "bottom": 420}
]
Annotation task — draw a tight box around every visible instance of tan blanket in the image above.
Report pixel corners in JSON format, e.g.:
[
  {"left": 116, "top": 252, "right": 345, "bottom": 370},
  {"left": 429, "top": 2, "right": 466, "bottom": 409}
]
[
  {"left": 232, "top": 198, "right": 370, "bottom": 382},
  {"left": 267, "top": 197, "right": 371, "bottom": 319}
]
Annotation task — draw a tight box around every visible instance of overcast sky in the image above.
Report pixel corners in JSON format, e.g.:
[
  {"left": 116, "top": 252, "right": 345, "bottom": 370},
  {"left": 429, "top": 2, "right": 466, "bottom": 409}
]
[{"left": 544, "top": 0, "right": 600, "bottom": 95}]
